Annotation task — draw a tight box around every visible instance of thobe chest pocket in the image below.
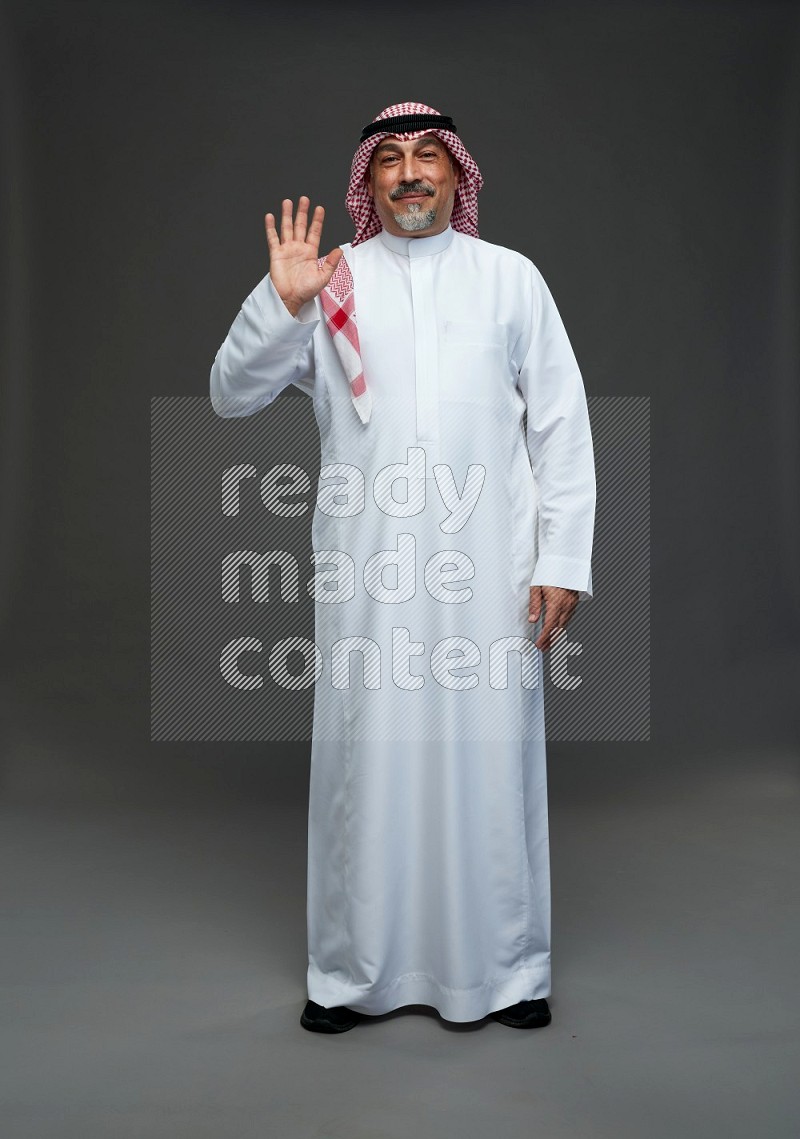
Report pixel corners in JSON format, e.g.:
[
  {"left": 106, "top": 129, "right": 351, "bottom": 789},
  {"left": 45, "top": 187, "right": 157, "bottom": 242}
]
[{"left": 439, "top": 320, "right": 511, "bottom": 404}]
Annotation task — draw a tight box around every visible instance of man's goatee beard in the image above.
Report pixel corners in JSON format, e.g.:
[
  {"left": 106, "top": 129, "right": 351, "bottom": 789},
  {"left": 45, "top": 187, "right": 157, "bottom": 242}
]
[{"left": 393, "top": 202, "right": 438, "bottom": 231}]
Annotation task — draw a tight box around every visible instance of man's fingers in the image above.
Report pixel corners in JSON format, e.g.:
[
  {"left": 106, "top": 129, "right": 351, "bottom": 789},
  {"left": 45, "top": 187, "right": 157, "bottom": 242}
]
[
  {"left": 537, "top": 624, "right": 569, "bottom": 653},
  {"left": 264, "top": 212, "right": 279, "bottom": 251},
  {"left": 534, "top": 608, "right": 563, "bottom": 652},
  {"left": 306, "top": 205, "right": 325, "bottom": 250},
  {"left": 294, "top": 195, "right": 310, "bottom": 243},
  {"left": 533, "top": 596, "right": 572, "bottom": 652},
  {"left": 534, "top": 601, "right": 577, "bottom": 651},
  {"left": 530, "top": 586, "right": 579, "bottom": 647},
  {"left": 280, "top": 198, "right": 294, "bottom": 243}
]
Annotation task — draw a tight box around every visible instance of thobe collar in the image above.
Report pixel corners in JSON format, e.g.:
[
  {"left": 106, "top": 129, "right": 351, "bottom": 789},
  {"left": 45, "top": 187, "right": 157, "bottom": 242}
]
[{"left": 377, "top": 224, "right": 455, "bottom": 259}]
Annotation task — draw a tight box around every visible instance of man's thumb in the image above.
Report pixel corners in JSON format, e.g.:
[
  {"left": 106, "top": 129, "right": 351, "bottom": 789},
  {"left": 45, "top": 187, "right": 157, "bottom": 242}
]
[
  {"left": 528, "top": 585, "right": 543, "bottom": 622},
  {"left": 321, "top": 247, "right": 343, "bottom": 279}
]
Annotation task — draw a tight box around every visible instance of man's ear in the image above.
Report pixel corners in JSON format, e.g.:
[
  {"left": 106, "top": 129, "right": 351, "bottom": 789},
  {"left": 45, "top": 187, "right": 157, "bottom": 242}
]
[{"left": 365, "top": 167, "right": 374, "bottom": 199}]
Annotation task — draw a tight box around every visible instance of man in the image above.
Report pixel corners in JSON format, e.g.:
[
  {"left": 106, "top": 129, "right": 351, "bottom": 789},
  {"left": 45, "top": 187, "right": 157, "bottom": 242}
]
[{"left": 210, "top": 102, "right": 596, "bottom": 1034}]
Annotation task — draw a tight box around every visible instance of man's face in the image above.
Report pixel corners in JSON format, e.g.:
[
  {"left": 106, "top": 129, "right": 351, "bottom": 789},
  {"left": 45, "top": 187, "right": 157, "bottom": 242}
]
[{"left": 365, "top": 135, "right": 460, "bottom": 238}]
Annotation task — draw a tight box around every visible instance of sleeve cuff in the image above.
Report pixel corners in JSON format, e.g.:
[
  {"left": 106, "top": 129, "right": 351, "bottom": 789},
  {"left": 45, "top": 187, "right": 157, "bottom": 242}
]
[
  {"left": 251, "top": 275, "right": 320, "bottom": 337},
  {"left": 530, "top": 555, "right": 593, "bottom": 601}
]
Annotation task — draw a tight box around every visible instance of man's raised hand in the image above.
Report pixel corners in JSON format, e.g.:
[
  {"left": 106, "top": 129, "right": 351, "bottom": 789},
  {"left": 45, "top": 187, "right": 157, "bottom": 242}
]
[{"left": 265, "top": 197, "right": 342, "bottom": 317}]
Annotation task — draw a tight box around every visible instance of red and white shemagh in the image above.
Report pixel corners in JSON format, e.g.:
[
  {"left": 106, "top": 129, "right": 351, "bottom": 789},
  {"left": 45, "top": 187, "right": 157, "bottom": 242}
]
[
  {"left": 317, "top": 102, "right": 483, "bottom": 426},
  {"left": 318, "top": 255, "right": 371, "bottom": 424}
]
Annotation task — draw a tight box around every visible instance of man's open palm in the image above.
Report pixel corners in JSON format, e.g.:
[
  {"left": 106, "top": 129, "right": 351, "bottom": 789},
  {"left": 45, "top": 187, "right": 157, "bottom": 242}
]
[{"left": 265, "top": 197, "right": 342, "bottom": 317}]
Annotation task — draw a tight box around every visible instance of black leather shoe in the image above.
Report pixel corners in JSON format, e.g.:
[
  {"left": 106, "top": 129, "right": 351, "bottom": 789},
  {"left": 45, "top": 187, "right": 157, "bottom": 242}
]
[
  {"left": 490, "top": 997, "right": 552, "bottom": 1029},
  {"left": 300, "top": 999, "right": 361, "bottom": 1033}
]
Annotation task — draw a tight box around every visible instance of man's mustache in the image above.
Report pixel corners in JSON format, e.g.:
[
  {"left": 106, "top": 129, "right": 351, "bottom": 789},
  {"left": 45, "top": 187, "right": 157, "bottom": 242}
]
[{"left": 390, "top": 183, "right": 435, "bottom": 200}]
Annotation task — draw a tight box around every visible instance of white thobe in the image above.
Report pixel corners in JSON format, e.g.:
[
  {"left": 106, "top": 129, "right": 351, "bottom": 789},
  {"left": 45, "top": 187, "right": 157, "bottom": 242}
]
[{"left": 210, "top": 223, "right": 595, "bottom": 1022}]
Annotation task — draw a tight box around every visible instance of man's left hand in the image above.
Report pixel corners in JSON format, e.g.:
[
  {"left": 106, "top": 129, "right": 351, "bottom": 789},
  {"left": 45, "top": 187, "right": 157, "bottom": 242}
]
[{"left": 528, "top": 585, "right": 579, "bottom": 652}]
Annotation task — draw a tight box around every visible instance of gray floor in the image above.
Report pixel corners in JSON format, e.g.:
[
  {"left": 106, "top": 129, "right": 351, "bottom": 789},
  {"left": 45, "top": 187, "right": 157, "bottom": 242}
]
[{"left": 1, "top": 714, "right": 798, "bottom": 1138}]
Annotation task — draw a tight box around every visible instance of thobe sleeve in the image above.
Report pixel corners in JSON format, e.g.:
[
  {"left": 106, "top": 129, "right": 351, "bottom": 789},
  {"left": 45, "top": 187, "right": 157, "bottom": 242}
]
[
  {"left": 517, "top": 263, "right": 596, "bottom": 601},
  {"left": 210, "top": 274, "right": 319, "bottom": 418}
]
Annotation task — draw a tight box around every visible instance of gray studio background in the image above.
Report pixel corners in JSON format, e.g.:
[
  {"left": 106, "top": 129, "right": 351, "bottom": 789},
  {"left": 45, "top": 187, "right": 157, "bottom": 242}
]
[{"left": 1, "top": 2, "right": 798, "bottom": 1138}]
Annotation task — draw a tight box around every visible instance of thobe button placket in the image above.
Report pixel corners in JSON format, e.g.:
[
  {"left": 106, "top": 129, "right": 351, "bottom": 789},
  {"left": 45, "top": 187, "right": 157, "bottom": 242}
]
[{"left": 408, "top": 244, "right": 441, "bottom": 474}]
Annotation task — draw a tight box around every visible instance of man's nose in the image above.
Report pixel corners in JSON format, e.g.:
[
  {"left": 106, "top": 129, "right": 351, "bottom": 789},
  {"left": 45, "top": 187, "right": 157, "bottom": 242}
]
[{"left": 399, "top": 154, "right": 423, "bottom": 184}]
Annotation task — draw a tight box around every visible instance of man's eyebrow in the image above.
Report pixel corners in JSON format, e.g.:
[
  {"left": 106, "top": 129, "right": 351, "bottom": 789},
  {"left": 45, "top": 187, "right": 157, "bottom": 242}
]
[{"left": 373, "top": 136, "right": 445, "bottom": 155}]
